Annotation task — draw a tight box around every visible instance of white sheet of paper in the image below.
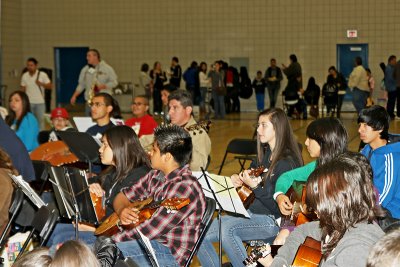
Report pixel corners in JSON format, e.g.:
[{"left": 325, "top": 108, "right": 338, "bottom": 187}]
[
  {"left": 192, "top": 171, "right": 250, "bottom": 218},
  {"left": 136, "top": 229, "right": 160, "bottom": 267},
  {"left": 9, "top": 174, "right": 46, "bottom": 208}
]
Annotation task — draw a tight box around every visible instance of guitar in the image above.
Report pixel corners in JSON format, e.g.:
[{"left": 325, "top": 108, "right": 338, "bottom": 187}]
[
  {"left": 236, "top": 166, "right": 265, "bottom": 209},
  {"left": 30, "top": 140, "right": 79, "bottom": 166},
  {"left": 94, "top": 197, "right": 190, "bottom": 236},
  {"left": 280, "top": 181, "right": 317, "bottom": 227},
  {"left": 244, "top": 236, "right": 321, "bottom": 267}
]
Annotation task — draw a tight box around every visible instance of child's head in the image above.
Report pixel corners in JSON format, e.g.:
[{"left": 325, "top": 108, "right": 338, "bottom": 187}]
[
  {"left": 256, "top": 71, "right": 262, "bottom": 78},
  {"left": 51, "top": 107, "right": 70, "bottom": 130},
  {"left": 151, "top": 125, "right": 192, "bottom": 169}
]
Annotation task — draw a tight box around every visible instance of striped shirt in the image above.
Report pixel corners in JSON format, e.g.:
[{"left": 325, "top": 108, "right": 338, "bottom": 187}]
[{"left": 113, "top": 165, "right": 206, "bottom": 266}]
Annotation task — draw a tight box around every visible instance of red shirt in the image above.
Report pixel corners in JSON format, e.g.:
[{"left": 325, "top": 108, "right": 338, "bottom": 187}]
[{"left": 125, "top": 114, "right": 158, "bottom": 137}]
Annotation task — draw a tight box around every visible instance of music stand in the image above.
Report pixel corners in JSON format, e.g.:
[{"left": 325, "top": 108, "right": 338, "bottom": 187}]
[{"left": 196, "top": 168, "right": 249, "bottom": 267}]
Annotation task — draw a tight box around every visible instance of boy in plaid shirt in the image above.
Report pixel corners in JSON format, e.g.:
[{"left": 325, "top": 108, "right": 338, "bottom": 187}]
[{"left": 112, "top": 125, "right": 206, "bottom": 266}]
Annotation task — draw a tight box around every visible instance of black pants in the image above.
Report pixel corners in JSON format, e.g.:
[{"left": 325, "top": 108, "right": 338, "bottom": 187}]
[{"left": 387, "top": 87, "right": 400, "bottom": 118}]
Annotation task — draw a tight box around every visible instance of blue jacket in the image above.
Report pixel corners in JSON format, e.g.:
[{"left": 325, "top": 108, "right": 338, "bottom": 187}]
[
  {"left": 14, "top": 112, "right": 39, "bottom": 152},
  {"left": 361, "top": 134, "right": 400, "bottom": 219},
  {"left": 384, "top": 64, "right": 397, "bottom": 92}
]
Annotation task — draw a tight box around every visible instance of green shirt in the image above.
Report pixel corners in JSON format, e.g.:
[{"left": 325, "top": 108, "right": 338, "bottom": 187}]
[{"left": 274, "top": 160, "right": 317, "bottom": 199}]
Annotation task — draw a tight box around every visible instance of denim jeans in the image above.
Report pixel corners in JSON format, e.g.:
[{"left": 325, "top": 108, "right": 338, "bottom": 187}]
[
  {"left": 352, "top": 88, "right": 369, "bottom": 114},
  {"left": 212, "top": 90, "right": 226, "bottom": 119},
  {"left": 117, "top": 239, "right": 179, "bottom": 267},
  {"left": 197, "top": 211, "right": 279, "bottom": 267},
  {"left": 30, "top": 103, "right": 45, "bottom": 130},
  {"left": 256, "top": 93, "right": 265, "bottom": 111},
  {"left": 47, "top": 223, "right": 97, "bottom": 247}
]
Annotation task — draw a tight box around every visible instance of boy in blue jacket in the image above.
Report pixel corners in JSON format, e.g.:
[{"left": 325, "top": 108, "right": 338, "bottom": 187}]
[{"left": 358, "top": 105, "right": 400, "bottom": 219}]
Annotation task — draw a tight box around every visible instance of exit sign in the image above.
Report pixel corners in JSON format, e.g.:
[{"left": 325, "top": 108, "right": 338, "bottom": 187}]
[{"left": 347, "top": 30, "right": 358, "bottom": 38}]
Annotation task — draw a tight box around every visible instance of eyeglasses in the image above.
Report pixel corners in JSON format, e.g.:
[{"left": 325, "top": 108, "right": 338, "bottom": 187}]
[{"left": 89, "top": 102, "right": 106, "bottom": 108}]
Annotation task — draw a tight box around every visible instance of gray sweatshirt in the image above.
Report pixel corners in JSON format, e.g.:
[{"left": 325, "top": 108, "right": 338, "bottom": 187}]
[{"left": 271, "top": 221, "right": 384, "bottom": 267}]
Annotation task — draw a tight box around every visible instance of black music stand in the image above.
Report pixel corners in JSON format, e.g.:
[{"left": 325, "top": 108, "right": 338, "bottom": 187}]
[{"left": 198, "top": 168, "right": 249, "bottom": 267}]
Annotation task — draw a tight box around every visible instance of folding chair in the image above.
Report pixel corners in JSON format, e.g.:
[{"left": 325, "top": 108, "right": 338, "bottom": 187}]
[
  {"left": 218, "top": 139, "right": 258, "bottom": 175},
  {"left": 15, "top": 206, "right": 59, "bottom": 260},
  {"left": 184, "top": 197, "right": 216, "bottom": 267},
  {"left": 0, "top": 188, "right": 24, "bottom": 247}
]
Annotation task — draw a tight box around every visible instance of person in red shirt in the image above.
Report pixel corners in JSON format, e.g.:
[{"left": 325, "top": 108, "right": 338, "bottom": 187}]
[{"left": 125, "top": 95, "right": 157, "bottom": 138}]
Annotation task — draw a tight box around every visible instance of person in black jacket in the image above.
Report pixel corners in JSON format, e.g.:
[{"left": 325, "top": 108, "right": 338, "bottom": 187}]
[
  {"left": 328, "top": 66, "right": 347, "bottom": 118},
  {"left": 253, "top": 71, "right": 267, "bottom": 112},
  {"left": 265, "top": 58, "right": 283, "bottom": 108}
]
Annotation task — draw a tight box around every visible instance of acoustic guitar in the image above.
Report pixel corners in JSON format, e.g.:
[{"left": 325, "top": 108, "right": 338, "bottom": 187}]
[
  {"left": 280, "top": 181, "right": 317, "bottom": 227},
  {"left": 30, "top": 140, "right": 79, "bottom": 166},
  {"left": 244, "top": 236, "right": 321, "bottom": 267},
  {"left": 94, "top": 197, "right": 190, "bottom": 236},
  {"left": 236, "top": 166, "right": 265, "bottom": 209}
]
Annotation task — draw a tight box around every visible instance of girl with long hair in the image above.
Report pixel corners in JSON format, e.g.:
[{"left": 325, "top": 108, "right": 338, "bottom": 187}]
[
  {"left": 149, "top": 61, "right": 167, "bottom": 114},
  {"left": 261, "top": 152, "right": 384, "bottom": 267},
  {"left": 47, "top": 125, "right": 151, "bottom": 246},
  {"left": 6, "top": 90, "right": 39, "bottom": 152},
  {"left": 197, "top": 108, "right": 303, "bottom": 267}
]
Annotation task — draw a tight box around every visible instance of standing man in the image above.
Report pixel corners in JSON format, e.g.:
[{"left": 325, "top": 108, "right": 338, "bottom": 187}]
[
  {"left": 348, "top": 56, "right": 369, "bottom": 114},
  {"left": 358, "top": 105, "right": 400, "bottom": 220},
  {"left": 70, "top": 49, "right": 118, "bottom": 115},
  {"left": 265, "top": 58, "right": 283, "bottom": 108},
  {"left": 20, "top": 57, "right": 52, "bottom": 129},
  {"left": 392, "top": 56, "right": 400, "bottom": 119},
  {"left": 168, "top": 90, "right": 211, "bottom": 171},
  {"left": 168, "top": 56, "right": 182, "bottom": 90}
]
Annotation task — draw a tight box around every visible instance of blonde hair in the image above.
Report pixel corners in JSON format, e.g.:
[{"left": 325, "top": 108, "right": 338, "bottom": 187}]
[
  {"left": 13, "top": 247, "right": 52, "bottom": 267},
  {"left": 50, "top": 240, "right": 100, "bottom": 267}
]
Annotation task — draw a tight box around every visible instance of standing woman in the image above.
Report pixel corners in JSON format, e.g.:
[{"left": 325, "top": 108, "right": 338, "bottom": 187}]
[
  {"left": 328, "top": 66, "right": 347, "bottom": 119},
  {"left": 149, "top": 61, "right": 167, "bottom": 114},
  {"left": 47, "top": 125, "right": 151, "bottom": 246},
  {"left": 198, "top": 62, "right": 210, "bottom": 113},
  {"left": 197, "top": 108, "right": 303, "bottom": 267},
  {"left": 6, "top": 90, "right": 39, "bottom": 152},
  {"left": 139, "top": 63, "right": 151, "bottom": 98}
]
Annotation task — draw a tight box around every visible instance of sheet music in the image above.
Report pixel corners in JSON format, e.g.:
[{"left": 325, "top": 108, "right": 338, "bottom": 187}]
[
  {"left": 9, "top": 174, "right": 46, "bottom": 208},
  {"left": 193, "top": 171, "right": 250, "bottom": 218},
  {"left": 136, "top": 229, "right": 160, "bottom": 267}
]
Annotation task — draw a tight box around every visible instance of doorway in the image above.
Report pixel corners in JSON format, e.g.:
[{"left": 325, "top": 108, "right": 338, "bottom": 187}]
[
  {"left": 54, "top": 47, "right": 89, "bottom": 105},
  {"left": 337, "top": 44, "right": 369, "bottom": 101}
]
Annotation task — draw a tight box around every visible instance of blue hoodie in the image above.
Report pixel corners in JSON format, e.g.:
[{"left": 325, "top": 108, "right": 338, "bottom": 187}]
[{"left": 361, "top": 134, "right": 400, "bottom": 219}]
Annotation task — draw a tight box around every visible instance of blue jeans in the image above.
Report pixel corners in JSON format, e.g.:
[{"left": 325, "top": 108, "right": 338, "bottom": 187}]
[
  {"left": 117, "top": 239, "right": 179, "bottom": 267},
  {"left": 256, "top": 93, "right": 265, "bottom": 111},
  {"left": 352, "top": 88, "right": 369, "bottom": 114},
  {"left": 212, "top": 90, "right": 226, "bottom": 119},
  {"left": 47, "top": 223, "right": 97, "bottom": 247},
  {"left": 197, "top": 211, "right": 279, "bottom": 267},
  {"left": 30, "top": 103, "right": 45, "bottom": 130}
]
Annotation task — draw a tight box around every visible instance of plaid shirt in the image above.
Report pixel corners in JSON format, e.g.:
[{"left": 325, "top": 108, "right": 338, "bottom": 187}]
[{"left": 113, "top": 165, "right": 206, "bottom": 266}]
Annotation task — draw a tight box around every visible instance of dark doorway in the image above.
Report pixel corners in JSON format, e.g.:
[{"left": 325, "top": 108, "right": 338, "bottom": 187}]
[{"left": 54, "top": 47, "right": 89, "bottom": 105}]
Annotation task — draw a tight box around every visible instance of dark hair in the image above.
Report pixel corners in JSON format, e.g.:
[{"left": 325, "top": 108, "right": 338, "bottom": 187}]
[
  {"left": 257, "top": 108, "right": 303, "bottom": 177},
  {"left": 199, "top": 62, "right": 207, "bottom": 74},
  {"left": 93, "top": 92, "right": 122, "bottom": 119},
  {"left": 172, "top": 57, "right": 179, "bottom": 63},
  {"left": 6, "top": 91, "right": 31, "bottom": 130},
  {"left": 306, "top": 151, "right": 380, "bottom": 259},
  {"left": 290, "top": 54, "right": 298, "bottom": 62},
  {"left": 367, "top": 228, "right": 400, "bottom": 267},
  {"left": 306, "top": 77, "right": 316, "bottom": 89},
  {"left": 306, "top": 117, "right": 348, "bottom": 166},
  {"left": 256, "top": 70, "right": 262, "bottom": 75},
  {"left": 358, "top": 105, "right": 390, "bottom": 140},
  {"left": 27, "top": 57, "right": 38, "bottom": 65},
  {"left": 88, "top": 48, "right": 101, "bottom": 60},
  {"left": 190, "top": 61, "right": 198, "bottom": 69},
  {"left": 168, "top": 89, "right": 193, "bottom": 108},
  {"left": 326, "top": 74, "right": 335, "bottom": 84},
  {"left": 328, "top": 66, "right": 337, "bottom": 73},
  {"left": 388, "top": 55, "right": 396, "bottom": 63},
  {"left": 154, "top": 125, "right": 192, "bottom": 167},
  {"left": 355, "top": 56, "right": 362, "bottom": 66},
  {"left": 270, "top": 58, "right": 276, "bottom": 63},
  {"left": 153, "top": 61, "right": 161, "bottom": 69},
  {"left": 134, "top": 95, "right": 149, "bottom": 105},
  {"left": 240, "top": 66, "right": 249, "bottom": 80},
  {"left": 141, "top": 63, "right": 149, "bottom": 72},
  {"left": 366, "top": 68, "right": 372, "bottom": 74},
  {"left": 103, "top": 126, "right": 150, "bottom": 184}
]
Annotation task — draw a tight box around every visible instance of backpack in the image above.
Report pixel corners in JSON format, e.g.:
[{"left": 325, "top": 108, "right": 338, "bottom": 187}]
[{"left": 239, "top": 78, "right": 253, "bottom": 99}]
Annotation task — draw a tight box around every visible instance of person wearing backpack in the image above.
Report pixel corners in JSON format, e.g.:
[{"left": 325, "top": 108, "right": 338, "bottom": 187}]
[{"left": 20, "top": 58, "right": 52, "bottom": 130}]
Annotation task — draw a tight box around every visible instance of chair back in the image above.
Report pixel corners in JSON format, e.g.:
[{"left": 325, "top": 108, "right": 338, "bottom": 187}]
[
  {"left": 0, "top": 188, "right": 24, "bottom": 247},
  {"left": 226, "top": 139, "right": 257, "bottom": 155},
  {"left": 184, "top": 197, "right": 216, "bottom": 267}
]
